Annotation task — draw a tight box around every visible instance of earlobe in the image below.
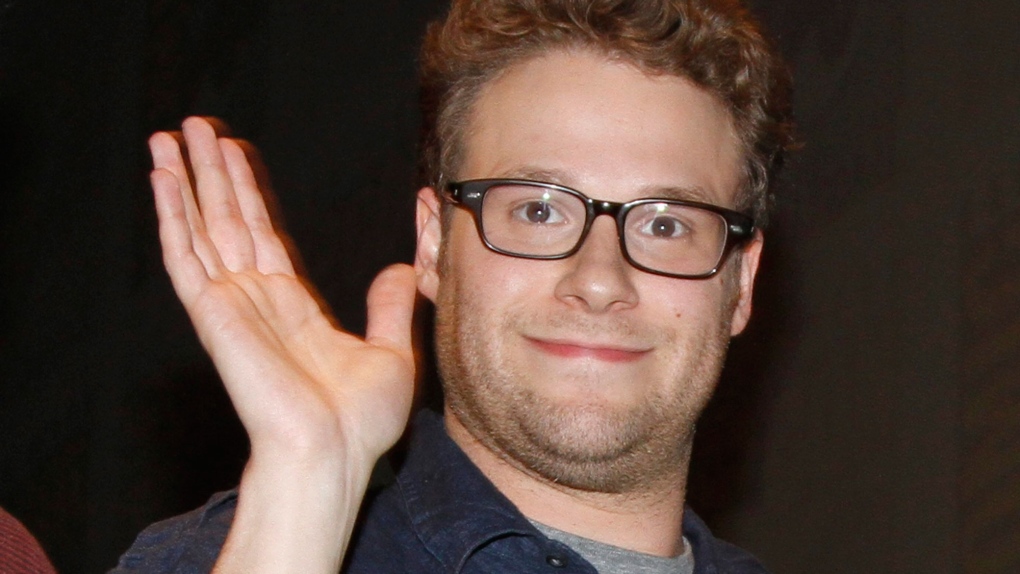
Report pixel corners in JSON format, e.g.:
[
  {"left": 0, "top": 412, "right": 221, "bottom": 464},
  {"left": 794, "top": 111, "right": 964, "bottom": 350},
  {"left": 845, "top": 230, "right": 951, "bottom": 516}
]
[
  {"left": 729, "top": 231, "right": 763, "bottom": 336},
  {"left": 415, "top": 187, "right": 443, "bottom": 302}
]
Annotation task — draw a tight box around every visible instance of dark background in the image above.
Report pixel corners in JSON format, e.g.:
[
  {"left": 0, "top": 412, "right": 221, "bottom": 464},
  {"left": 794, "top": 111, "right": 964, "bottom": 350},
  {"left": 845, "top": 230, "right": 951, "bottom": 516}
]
[{"left": 1, "top": 1, "right": 1017, "bottom": 573}]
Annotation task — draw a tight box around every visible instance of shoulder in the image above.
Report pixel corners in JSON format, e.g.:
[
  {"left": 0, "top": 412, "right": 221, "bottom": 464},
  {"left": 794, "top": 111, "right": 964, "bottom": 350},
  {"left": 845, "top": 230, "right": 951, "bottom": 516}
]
[
  {"left": 344, "top": 478, "right": 444, "bottom": 573},
  {"left": 108, "top": 491, "right": 237, "bottom": 574},
  {"left": 707, "top": 538, "right": 771, "bottom": 574},
  {"left": 105, "top": 483, "right": 428, "bottom": 574},
  {"left": 683, "top": 507, "right": 770, "bottom": 574}
]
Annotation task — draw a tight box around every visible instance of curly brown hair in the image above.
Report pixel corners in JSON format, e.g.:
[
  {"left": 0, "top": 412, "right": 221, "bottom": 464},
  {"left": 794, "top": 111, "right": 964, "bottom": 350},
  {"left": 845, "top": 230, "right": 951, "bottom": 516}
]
[{"left": 418, "top": 0, "right": 794, "bottom": 226}]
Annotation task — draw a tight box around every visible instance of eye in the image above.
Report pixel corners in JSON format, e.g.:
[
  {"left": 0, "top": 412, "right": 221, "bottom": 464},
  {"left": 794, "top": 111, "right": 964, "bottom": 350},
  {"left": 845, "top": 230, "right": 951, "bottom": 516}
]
[
  {"left": 511, "top": 200, "right": 566, "bottom": 225},
  {"left": 638, "top": 214, "right": 690, "bottom": 238}
]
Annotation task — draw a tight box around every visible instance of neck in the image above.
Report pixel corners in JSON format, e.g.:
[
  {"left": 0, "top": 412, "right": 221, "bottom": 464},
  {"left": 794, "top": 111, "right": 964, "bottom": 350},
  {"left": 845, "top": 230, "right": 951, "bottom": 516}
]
[{"left": 445, "top": 410, "right": 691, "bottom": 557}]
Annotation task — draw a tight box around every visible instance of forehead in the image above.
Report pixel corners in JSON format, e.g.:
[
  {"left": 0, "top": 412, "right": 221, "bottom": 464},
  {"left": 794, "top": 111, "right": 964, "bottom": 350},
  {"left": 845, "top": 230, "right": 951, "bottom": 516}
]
[{"left": 459, "top": 49, "right": 743, "bottom": 207}]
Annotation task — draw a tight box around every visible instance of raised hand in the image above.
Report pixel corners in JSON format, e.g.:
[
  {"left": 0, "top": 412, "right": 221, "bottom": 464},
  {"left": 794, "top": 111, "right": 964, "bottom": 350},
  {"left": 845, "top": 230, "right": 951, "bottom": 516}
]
[{"left": 149, "top": 117, "right": 417, "bottom": 573}]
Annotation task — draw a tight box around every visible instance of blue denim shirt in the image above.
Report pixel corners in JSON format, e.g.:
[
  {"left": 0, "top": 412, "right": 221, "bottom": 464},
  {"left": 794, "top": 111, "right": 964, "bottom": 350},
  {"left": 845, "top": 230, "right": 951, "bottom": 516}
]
[{"left": 111, "top": 410, "right": 769, "bottom": 574}]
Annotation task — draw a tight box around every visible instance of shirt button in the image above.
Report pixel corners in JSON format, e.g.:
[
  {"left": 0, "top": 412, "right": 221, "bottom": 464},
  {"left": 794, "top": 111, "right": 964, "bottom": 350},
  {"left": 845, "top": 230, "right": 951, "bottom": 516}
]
[{"left": 546, "top": 554, "right": 568, "bottom": 568}]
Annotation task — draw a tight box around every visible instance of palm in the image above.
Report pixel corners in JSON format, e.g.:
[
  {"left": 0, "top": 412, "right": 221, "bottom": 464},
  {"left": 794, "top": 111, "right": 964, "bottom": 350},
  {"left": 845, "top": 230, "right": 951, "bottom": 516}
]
[{"left": 150, "top": 118, "right": 416, "bottom": 465}]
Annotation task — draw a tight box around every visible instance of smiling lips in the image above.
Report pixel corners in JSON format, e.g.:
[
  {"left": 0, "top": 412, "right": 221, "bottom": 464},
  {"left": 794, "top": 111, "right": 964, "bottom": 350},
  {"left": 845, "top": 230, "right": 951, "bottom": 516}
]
[{"left": 526, "top": 337, "right": 651, "bottom": 363}]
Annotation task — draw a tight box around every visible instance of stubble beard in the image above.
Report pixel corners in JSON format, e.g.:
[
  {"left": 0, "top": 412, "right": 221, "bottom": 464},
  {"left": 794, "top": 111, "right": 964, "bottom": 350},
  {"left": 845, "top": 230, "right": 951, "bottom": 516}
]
[{"left": 434, "top": 275, "right": 735, "bottom": 495}]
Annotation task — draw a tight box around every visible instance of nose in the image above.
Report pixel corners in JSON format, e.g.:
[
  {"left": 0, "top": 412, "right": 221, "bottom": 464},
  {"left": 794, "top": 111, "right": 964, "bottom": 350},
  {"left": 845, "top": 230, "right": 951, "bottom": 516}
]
[{"left": 553, "top": 215, "right": 639, "bottom": 313}]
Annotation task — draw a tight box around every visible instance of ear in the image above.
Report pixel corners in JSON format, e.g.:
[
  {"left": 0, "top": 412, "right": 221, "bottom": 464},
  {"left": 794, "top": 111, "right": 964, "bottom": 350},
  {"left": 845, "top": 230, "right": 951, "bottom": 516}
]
[
  {"left": 729, "top": 231, "right": 763, "bottom": 336},
  {"left": 414, "top": 187, "right": 443, "bottom": 302}
]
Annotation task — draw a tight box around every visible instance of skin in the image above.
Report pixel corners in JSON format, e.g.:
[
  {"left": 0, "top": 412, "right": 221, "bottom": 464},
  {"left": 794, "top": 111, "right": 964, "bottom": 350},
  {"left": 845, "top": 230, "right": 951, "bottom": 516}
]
[{"left": 415, "top": 49, "right": 762, "bottom": 556}]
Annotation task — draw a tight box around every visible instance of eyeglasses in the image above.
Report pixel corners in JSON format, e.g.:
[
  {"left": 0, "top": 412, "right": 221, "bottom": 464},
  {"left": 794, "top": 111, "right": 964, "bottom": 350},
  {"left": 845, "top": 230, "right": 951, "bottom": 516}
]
[{"left": 445, "top": 179, "right": 756, "bottom": 279}]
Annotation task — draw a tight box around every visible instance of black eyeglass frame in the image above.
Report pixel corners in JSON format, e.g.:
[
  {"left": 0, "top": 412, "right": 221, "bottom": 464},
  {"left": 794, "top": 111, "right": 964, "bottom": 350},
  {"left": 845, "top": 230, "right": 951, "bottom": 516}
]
[{"left": 445, "top": 178, "right": 756, "bottom": 279}]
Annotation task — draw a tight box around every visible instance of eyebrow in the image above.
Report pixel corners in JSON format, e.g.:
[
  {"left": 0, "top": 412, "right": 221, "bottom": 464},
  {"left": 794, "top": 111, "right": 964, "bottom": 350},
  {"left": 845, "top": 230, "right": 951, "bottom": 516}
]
[
  {"left": 496, "top": 166, "right": 719, "bottom": 204},
  {"left": 634, "top": 184, "right": 716, "bottom": 204}
]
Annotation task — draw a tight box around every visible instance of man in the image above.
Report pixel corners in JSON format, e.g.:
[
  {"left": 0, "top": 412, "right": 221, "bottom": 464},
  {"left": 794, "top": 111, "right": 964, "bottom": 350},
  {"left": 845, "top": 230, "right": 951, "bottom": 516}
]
[{"left": 112, "top": 0, "right": 792, "bottom": 572}]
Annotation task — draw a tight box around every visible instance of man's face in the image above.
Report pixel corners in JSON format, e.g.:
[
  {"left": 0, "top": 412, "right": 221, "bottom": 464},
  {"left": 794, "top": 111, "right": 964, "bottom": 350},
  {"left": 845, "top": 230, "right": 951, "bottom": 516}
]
[{"left": 415, "top": 49, "right": 761, "bottom": 494}]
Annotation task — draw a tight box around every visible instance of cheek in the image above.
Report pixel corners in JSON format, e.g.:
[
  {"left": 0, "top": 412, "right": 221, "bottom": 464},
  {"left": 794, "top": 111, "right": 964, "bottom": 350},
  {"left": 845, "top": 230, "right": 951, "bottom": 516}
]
[
  {"left": 654, "top": 280, "right": 737, "bottom": 389},
  {"left": 647, "top": 275, "right": 736, "bottom": 328},
  {"left": 438, "top": 222, "right": 543, "bottom": 337},
  {"left": 443, "top": 221, "right": 549, "bottom": 306}
]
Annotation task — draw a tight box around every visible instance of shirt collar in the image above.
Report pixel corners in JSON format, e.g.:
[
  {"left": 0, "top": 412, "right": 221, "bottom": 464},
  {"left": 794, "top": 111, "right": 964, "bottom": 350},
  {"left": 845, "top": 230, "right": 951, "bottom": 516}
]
[
  {"left": 395, "top": 409, "right": 538, "bottom": 572},
  {"left": 394, "top": 409, "right": 749, "bottom": 574}
]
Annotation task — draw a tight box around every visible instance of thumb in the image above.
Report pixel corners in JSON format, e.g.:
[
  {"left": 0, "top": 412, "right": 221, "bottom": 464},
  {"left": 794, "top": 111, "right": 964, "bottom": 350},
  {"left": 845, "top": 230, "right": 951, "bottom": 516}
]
[{"left": 365, "top": 264, "right": 417, "bottom": 362}]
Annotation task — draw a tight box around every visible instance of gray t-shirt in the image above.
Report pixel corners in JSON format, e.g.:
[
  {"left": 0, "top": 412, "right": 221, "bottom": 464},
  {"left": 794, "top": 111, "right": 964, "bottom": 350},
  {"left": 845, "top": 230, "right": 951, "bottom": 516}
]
[{"left": 531, "top": 521, "right": 695, "bottom": 574}]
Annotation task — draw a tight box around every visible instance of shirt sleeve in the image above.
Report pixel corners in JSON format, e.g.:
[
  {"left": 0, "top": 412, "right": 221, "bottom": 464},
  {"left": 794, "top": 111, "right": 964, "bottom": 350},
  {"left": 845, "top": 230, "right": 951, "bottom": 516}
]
[{"left": 107, "top": 490, "right": 238, "bottom": 574}]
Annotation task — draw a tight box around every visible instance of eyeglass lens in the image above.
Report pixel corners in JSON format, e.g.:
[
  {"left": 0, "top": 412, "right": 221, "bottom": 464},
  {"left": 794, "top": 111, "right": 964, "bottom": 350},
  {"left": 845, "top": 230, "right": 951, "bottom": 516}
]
[{"left": 478, "top": 182, "right": 729, "bottom": 276}]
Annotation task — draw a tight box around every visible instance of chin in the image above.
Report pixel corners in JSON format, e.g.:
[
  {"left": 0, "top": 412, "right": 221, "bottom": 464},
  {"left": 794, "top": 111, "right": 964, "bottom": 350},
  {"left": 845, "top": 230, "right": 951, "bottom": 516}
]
[
  {"left": 532, "top": 399, "right": 643, "bottom": 455},
  {"left": 491, "top": 388, "right": 694, "bottom": 493}
]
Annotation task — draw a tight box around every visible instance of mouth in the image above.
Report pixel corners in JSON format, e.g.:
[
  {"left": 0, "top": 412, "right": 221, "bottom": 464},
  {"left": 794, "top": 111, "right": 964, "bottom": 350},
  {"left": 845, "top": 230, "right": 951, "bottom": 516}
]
[{"left": 525, "top": 337, "right": 651, "bottom": 363}]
